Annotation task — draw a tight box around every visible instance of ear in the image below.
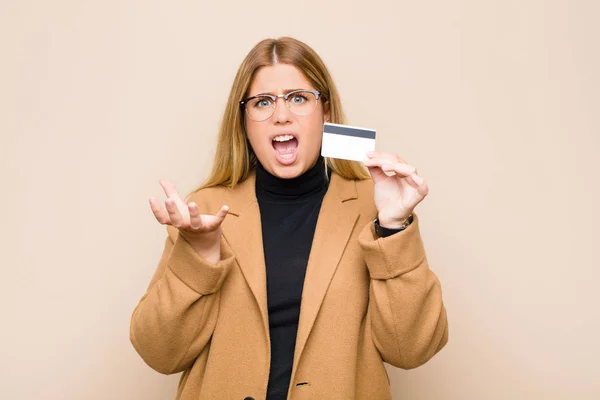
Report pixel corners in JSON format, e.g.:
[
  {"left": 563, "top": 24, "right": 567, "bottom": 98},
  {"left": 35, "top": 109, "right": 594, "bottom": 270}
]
[{"left": 323, "top": 100, "right": 331, "bottom": 122}]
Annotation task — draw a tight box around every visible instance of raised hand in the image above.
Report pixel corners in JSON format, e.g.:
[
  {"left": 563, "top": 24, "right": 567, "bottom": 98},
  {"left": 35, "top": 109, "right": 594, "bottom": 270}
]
[
  {"left": 363, "top": 151, "right": 429, "bottom": 229},
  {"left": 149, "top": 179, "right": 229, "bottom": 261}
]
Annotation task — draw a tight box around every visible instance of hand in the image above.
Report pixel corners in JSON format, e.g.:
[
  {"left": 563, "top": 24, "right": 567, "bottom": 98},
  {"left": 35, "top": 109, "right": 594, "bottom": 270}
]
[
  {"left": 149, "top": 180, "right": 229, "bottom": 251},
  {"left": 363, "top": 151, "right": 429, "bottom": 229}
]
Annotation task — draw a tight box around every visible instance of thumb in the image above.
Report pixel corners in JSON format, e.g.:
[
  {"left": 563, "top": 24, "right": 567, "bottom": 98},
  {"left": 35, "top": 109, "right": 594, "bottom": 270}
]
[
  {"left": 210, "top": 205, "right": 230, "bottom": 228},
  {"left": 215, "top": 205, "right": 229, "bottom": 220}
]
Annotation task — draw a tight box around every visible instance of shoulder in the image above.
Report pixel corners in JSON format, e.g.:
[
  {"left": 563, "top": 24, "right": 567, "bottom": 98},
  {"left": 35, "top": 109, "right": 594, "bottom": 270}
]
[
  {"left": 354, "top": 176, "right": 375, "bottom": 197},
  {"left": 332, "top": 173, "right": 377, "bottom": 219}
]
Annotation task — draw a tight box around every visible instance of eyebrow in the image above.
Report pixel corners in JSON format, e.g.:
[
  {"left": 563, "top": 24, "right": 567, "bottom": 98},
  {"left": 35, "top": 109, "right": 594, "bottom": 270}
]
[{"left": 253, "top": 88, "right": 305, "bottom": 96}]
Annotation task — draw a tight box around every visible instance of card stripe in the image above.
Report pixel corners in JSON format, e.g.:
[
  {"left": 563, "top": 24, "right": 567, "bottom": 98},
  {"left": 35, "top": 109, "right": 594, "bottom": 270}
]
[{"left": 323, "top": 123, "right": 376, "bottom": 139}]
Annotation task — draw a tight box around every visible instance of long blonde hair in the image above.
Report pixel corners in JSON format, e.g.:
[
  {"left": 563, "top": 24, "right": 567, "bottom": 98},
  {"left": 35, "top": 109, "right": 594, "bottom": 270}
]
[{"left": 196, "top": 37, "right": 370, "bottom": 191}]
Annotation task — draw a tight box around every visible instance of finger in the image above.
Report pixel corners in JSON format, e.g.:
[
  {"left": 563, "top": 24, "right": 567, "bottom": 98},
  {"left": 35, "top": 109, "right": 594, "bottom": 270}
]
[
  {"left": 405, "top": 175, "right": 421, "bottom": 190},
  {"left": 417, "top": 176, "right": 429, "bottom": 196},
  {"left": 188, "top": 202, "right": 204, "bottom": 230},
  {"left": 188, "top": 204, "right": 229, "bottom": 231},
  {"left": 363, "top": 163, "right": 389, "bottom": 182},
  {"left": 380, "top": 162, "right": 417, "bottom": 177},
  {"left": 215, "top": 205, "right": 229, "bottom": 222},
  {"left": 364, "top": 158, "right": 417, "bottom": 176},
  {"left": 363, "top": 156, "right": 406, "bottom": 169},
  {"left": 159, "top": 179, "right": 183, "bottom": 203},
  {"left": 367, "top": 150, "right": 397, "bottom": 159},
  {"left": 366, "top": 151, "right": 404, "bottom": 163},
  {"left": 165, "top": 198, "right": 185, "bottom": 227},
  {"left": 205, "top": 205, "right": 230, "bottom": 230},
  {"left": 410, "top": 172, "right": 423, "bottom": 185},
  {"left": 149, "top": 197, "right": 171, "bottom": 225},
  {"left": 408, "top": 173, "right": 429, "bottom": 196},
  {"left": 364, "top": 156, "right": 399, "bottom": 181}
]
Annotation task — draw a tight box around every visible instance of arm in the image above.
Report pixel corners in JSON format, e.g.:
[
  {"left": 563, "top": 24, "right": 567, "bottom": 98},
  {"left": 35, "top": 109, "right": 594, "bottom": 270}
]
[
  {"left": 130, "top": 226, "right": 236, "bottom": 374},
  {"left": 358, "top": 214, "right": 448, "bottom": 369}
]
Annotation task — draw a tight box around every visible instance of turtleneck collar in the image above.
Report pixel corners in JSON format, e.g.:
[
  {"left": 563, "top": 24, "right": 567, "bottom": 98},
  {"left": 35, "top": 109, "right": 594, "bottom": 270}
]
[{"left": 255, "top": 156, "right": 330, "bottom": 201}]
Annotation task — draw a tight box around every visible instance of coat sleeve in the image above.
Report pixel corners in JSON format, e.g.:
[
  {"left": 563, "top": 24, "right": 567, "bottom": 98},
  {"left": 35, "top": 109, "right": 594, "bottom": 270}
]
[
  {"left": 130, "top": 225, "right": 236, "bottom": 374},
  {"left": 358, "top": 213, "right": 448, "bottom": 369}
]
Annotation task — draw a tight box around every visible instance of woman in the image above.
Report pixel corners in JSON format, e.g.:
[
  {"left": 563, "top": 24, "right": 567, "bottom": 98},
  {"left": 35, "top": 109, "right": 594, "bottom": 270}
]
[{"left": 130, "top": 37, "right": 448, "bottom": 400}]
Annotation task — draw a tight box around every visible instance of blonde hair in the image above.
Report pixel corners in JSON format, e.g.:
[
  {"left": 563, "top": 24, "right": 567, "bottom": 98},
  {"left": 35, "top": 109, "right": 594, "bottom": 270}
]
[{"left": 196, "top": 37, "right": 370, "bottom": 191}]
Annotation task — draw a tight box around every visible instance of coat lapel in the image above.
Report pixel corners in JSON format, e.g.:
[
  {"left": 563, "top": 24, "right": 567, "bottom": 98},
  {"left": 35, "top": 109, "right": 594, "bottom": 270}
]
[
  {"left": 291, "top": 172, "right": 360, "bottom": 381},
  {"left": 220, "top": 172, "right": 270, "bottom": 337}
]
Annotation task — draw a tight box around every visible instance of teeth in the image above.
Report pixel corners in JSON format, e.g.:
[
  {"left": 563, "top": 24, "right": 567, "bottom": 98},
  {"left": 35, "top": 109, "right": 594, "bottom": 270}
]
[{"left": 273, "top": 134, "right": 294, "bottom": 142}]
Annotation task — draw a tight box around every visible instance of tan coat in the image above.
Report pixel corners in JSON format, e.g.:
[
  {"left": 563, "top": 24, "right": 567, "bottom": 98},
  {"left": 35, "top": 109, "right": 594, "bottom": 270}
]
[{"left": 130, "top": 170, "right": 448, "bottom": 399}]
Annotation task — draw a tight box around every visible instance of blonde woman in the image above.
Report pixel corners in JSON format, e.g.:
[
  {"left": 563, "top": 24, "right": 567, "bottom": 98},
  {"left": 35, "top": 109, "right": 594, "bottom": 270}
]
[{"left": 130, "top": 37, "right": 448, "bottom": 400}]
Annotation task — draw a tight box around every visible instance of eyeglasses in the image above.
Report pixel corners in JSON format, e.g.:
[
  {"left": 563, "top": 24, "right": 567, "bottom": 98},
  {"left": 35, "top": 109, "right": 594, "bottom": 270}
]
[{"left": 239, "top": 89, "right": 322, "bottom": 122}]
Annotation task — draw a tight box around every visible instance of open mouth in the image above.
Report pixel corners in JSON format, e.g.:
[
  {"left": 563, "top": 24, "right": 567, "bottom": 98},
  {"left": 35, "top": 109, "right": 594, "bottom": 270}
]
[{"left": 272, "top": 135, "right": 299, "bottom": 165}]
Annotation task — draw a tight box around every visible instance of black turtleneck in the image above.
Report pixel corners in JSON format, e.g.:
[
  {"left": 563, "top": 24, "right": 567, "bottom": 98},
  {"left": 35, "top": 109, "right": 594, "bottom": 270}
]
[{"left": 255, "top": 156, "right": 330, "bottom": 400}]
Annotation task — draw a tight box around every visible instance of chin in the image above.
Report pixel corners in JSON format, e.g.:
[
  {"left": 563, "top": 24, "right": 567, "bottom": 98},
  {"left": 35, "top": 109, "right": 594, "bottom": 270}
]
[{"left": 271, "top": 163, "right": 305, "bottom": 179}]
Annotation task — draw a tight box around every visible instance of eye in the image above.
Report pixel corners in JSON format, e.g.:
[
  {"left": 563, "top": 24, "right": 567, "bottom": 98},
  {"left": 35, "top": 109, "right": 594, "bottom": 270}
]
[
  {"left": 290, "top": 94, "right": 308, "bottom": 104},
  {"left": 252, "top": 97, "right": 273, "bottom": 108}
]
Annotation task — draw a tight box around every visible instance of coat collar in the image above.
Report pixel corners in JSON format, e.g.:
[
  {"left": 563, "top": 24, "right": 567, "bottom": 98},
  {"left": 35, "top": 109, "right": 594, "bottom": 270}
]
[
  {"left": 222, "top": 168, "right": 358, "bottom": 216},
  {"left": 220, "top": 169, "right": 361, "bottom": 379}
]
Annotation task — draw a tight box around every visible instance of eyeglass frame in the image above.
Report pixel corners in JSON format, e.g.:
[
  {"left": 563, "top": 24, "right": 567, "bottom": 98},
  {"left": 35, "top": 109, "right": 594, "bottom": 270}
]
[{"left": 239, "top": 89, "right": 323, "bottom": 121}]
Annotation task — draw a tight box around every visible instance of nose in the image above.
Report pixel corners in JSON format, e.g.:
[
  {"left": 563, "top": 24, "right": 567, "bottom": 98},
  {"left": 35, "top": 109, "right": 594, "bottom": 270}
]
[{"left": 271, "top": 96, "right": 293, "bottom": 124}]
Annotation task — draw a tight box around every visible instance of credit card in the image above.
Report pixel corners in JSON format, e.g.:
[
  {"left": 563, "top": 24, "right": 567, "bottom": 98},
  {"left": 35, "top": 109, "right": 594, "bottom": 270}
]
[{"left": 321, "top": 122, "right": 376, "bottom": 162}]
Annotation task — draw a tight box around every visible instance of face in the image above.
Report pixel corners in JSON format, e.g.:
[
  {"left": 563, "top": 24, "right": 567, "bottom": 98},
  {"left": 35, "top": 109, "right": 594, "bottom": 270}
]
[{"left": 244, "top": 63, "right": 330, "bottom": 179}]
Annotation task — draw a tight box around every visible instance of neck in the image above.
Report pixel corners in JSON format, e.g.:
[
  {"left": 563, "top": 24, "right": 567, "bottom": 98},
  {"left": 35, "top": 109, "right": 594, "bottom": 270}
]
[{"left": 255, "top": 156, "right": 330, "bottom": 200}]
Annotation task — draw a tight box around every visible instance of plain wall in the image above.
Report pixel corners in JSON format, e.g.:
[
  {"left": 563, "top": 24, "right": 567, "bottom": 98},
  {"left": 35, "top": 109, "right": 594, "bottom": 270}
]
[{"left": 1, "top": 0, "right": 598, "bottom": 399}]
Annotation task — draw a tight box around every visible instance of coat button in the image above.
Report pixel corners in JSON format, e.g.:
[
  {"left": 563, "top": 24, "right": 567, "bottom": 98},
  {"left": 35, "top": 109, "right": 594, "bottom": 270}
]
[{"left": 243, "top": 397, "right": 255, "bottom": 400}]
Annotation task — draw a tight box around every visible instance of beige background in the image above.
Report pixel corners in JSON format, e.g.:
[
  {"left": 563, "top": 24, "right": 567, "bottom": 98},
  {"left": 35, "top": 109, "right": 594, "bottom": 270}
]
[{"left": 1, "top": 0, "right": 599, "bottom": 399}]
